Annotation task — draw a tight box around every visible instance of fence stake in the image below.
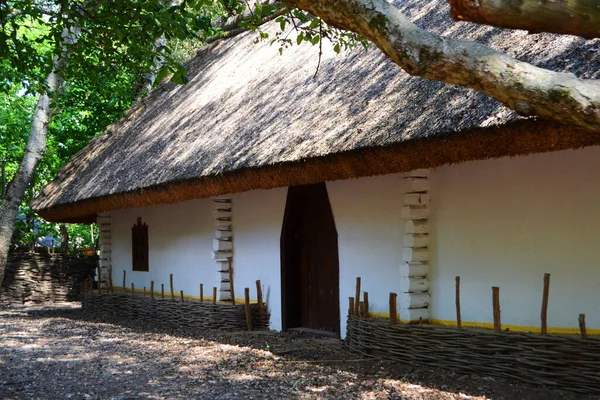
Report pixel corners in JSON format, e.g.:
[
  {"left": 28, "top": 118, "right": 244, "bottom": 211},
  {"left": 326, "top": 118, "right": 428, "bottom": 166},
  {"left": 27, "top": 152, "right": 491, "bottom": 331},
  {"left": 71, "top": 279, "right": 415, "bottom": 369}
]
[
  {"left": 161, "top": 284, "right": 164, "bottom": 299},
  {"left": 492, "top": 286, "right": 501, "bottom": 333},
  {"left": 389, "top": 292, "right": 398, "bottom": 325},
  {"left": 355, "top": 277, "right": 361, "bottom": 316},
  {"left": 131, "top": 282, "right": 135, "bottom": 294},
  {"left": 170, "top": 274, "right": 175, "bottom": 301},
  {"left": 579, "top": 314, "right": 588, "bottom": 339},
  {"left": 123, "top": 270, "right": 126, "bottom": 293},
  {"left": 180, "top": 290, "right": 184, "bottom": 303},
  {"left": 256, "top": 280, "right": 263, "bottom": 314},
  {"left": 363, "top": 292, "right": 369, "bottom": 318},
  {"left": 150, "top": 281, "right": 155, "bottom": 300},
  {"left": 541, "top": 273, "right": 551, "bottom": 336},
  {"left": 245, "top": 288, "right": 253, "bottom": 331},
  {"left": 212, "top": 287, "right": 217, "bottom": 304},
  {"left": 456, "top": 276, "right": 462, "bottom": 331},
  {"left": 228, "top": 259, "right": 235, "bottom": 305},
  {"left": 200, "top": 283, "right": 203, "bottom": 302},
  {"left": 143, "top": 286, "right": 146, "bottom": 296}
]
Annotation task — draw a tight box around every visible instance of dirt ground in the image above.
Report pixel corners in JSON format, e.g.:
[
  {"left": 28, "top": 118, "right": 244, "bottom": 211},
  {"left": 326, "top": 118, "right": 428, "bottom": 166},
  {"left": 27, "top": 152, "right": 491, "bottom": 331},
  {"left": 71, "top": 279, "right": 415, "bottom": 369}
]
[{"left": 0, "top": 304, "right": 597, "bottom": 400}]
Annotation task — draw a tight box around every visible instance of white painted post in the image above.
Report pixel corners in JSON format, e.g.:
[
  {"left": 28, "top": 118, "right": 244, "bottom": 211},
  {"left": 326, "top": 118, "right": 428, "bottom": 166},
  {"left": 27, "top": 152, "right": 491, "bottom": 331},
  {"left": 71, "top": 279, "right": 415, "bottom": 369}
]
[
  {"left": 399, "top": 170, "right": 431, "bottom": 322},
  {"left": 97, "top": 213, "right": 112, "bottom": 290},
  {"left": 211, "top": 195, "right": 233, "bottom": 301}
]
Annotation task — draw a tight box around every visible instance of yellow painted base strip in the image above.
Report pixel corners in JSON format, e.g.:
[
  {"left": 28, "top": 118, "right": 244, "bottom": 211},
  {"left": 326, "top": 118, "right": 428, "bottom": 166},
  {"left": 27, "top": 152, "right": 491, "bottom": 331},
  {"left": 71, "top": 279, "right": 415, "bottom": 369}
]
[
  {"left": 364, "top": 313, "right": 600, "bottom": 335},
  {"left": 429, "top": 319, "right": 600, "bottom": 335},
  {"left": 104, "top": 286, "right": 258, "bottom": 304}
]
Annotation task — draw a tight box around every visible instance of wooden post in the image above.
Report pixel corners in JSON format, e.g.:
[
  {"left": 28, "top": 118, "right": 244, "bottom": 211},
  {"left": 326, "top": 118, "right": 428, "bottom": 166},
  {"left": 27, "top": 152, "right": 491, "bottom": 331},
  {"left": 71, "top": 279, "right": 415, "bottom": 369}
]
[
  {"left": 389, "top": 292, "right": 398, "bottom": 325},
  {"left": 228, "top": 259, "right": 235, "bottom": 305},
  {"left": 492, "top": 286, "right": 501, "bottom": 333},
  {"left": 180, "top": 290, "right": 184, "bottom": 303},
  {"left": 455, "top": 276, "right": 462, "bottom": 331},
  {"left": 541, "top": 273, "right": 550, "bottom": 336},
  {"left": 363, "top": 292, "right": 369, "bottom": 319},
  {"left": 354, "top": 277, "right": 361, "bottom": 316},
  {"left": 123, "top": 270, "right": 126, "bottom": 293},
  {"left": 161, "top": 284, "right": 164, "bottom": 299},
  {"left": 150, "top": 281, "right": 155, "bottom": 300},
  {"left": 212, "top": 287, "right": 217, "bottom": 304},
  {"left": 244, "top": 287, "right": 253, "bottom": 331},
  {"left": 170, "top": 274, "right": 174, "bottom": 301},
  {"left": 131, "top": 282, "right": 135, "bottom": 294},
  {"left": 200, "top": 284, "right": 204, "bottom": 302},
  {"left": 256, "top": 280, "right": 263, "bottom": 314},
  {"left": 97, "top": 265, "right": 102, "bottom": 294},
  {"left": 579, "top": 314, "right": 588, "bottom": 339},
  {"left": 143, "top": 287, "right": 146, "bottom": 296},
  {"left": 349, "top": 297, "right": 355, "bottom": 317}
]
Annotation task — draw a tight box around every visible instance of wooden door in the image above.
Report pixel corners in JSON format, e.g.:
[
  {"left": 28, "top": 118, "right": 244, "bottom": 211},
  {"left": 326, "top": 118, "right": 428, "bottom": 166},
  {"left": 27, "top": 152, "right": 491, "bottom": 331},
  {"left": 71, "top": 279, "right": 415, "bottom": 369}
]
[{"left": 281, "top": 182, "right": 340, "bottom": 336}]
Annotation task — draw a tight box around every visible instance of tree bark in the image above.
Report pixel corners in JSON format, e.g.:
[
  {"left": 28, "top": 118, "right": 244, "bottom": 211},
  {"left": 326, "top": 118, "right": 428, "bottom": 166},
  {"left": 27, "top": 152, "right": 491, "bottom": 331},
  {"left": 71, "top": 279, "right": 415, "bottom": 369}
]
[
  {"left": 60, "top": 225, "right": 69, "bottom": 254},
  {"left": 283, "top": 0, "right": 600, "bottom": 132},
  {"left": 449, "top": 0, "right": 600, "bottom": 39},
  {"left": 0, "top": 63, "right": 62, "bottom": 287}
]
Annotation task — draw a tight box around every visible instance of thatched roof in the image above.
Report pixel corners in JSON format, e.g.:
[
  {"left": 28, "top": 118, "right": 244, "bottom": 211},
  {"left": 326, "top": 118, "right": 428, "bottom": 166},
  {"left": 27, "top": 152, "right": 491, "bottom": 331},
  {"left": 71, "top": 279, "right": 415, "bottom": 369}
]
[{"left": 31, "top": 0, "right": 600, "bottom": 223}]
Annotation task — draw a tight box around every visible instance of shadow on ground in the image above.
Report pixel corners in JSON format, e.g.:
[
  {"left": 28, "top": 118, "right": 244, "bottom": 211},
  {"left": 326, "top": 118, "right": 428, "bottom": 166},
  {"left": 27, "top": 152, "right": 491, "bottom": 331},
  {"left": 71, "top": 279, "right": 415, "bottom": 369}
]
[{"left": 0, "top": 304, "right": 593, "bottom": 400}]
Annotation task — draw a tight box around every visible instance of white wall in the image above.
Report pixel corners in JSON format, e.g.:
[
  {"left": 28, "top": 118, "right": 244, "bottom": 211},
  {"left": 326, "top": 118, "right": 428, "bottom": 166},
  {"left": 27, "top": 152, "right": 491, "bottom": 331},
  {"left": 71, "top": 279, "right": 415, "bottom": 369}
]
[
  {"left": 232, "top": 187, "right": 288, "bottom": 331},
  {"left": 108, "top": 147, "right": 600, "bottom": 335},
  {"left": 328, "top": 174, "right": 407, "bottom": 337},
  {"left": 110, "top": 199, "right": 215, "bottom": 298},
  {"left": 108, "top": 176, "right": 408, "bottom": 337},
  {"left": 429, "top": 146, "right": 600, "bottom": 331},
  {"left": 232, "top": 176, "right": 407, "bottom": 336}
]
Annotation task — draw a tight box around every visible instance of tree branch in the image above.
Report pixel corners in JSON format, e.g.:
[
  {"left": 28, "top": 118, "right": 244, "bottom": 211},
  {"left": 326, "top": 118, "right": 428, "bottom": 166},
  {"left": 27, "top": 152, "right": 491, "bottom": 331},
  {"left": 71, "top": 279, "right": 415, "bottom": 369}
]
[
  {"left": 283, "top": 0, "right": 600, "bottom": 132},
  {"left": 449, "top": 0, "right": 600, "bottom": 39}
]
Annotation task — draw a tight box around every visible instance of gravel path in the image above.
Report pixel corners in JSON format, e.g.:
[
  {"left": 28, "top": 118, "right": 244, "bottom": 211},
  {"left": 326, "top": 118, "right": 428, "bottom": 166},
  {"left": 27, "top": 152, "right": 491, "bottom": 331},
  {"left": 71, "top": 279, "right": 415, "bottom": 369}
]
[{"left": 0, "top": 304, "right": 596, "bottom": 400}]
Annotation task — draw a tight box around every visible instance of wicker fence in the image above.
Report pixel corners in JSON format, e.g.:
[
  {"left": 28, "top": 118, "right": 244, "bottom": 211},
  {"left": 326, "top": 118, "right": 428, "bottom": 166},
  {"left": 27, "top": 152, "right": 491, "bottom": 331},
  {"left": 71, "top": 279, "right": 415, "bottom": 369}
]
[
  {"left": 346, "top": 315, "right": 600, "bottom": 394},
  {"left": 82, "top": 292, "right": 270, "bottom": 331},
  {"left": 0, "top": 253, "right": 97, "bottom": 305}
]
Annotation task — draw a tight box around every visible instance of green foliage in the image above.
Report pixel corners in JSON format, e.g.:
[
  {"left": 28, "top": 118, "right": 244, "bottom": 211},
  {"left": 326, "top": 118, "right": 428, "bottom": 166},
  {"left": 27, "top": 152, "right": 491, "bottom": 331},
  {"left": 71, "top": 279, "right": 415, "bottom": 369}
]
[
  {"left": 0, "top": 0, "right": 225, "bottom": 250},
  {"left": 240, "top": 4, "right": 369, "bottom": 56}
]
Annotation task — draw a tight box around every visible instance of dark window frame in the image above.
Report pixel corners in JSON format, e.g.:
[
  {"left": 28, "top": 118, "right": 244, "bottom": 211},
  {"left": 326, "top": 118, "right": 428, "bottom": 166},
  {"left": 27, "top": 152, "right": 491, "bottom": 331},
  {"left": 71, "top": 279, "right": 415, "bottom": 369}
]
[{"left": 132, "top": 217, "right": 149, "bottom": 272}]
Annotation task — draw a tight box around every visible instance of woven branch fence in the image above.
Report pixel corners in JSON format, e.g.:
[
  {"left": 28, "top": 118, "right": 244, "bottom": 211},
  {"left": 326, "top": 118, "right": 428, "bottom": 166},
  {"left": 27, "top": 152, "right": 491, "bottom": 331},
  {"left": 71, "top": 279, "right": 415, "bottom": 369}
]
[
  {"left": 346, "top": 316, "right": 600, "bottom": 394},
  {"left": 82, "top": 292, "right": 270, "bottom": 331},
  {"left": 0, "top": 253, "right": 97, "bottom": 305}
]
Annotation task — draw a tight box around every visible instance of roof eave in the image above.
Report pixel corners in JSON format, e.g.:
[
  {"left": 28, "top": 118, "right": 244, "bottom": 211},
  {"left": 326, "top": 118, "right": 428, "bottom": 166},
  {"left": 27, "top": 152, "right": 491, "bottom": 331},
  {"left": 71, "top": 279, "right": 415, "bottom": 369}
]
[{"left": 32, "top": 119, "right": 600, "bottom": 223}]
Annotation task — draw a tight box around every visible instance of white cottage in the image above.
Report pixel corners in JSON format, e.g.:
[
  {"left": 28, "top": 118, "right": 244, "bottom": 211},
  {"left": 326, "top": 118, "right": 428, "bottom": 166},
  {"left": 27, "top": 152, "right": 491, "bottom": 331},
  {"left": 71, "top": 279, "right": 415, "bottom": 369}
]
[{"left": 32, "top": 0, "right": 600, "bottom": 339}]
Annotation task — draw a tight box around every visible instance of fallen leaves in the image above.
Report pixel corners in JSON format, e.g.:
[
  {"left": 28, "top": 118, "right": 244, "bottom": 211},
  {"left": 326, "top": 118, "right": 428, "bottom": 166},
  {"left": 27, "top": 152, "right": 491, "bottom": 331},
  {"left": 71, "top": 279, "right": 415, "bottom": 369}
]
[{"left": 0, "top": 304, "right": 594, "bottom": 400}]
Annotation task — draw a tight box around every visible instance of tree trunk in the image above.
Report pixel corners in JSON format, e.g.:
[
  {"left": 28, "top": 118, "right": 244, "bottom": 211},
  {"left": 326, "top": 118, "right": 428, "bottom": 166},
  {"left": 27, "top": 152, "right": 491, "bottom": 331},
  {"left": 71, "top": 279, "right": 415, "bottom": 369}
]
[
  {"left": 283, "top": 0, "right": 600, "bottom": 132},
  {"left": 138, "top": 34, "right": 168, "bottom": 97},
  {"left": 26, "top": 211, "right": 35, "bottom": 252},
  {"left": 0, "top": 66, "right": 61, "bottom": 287},
  {"left": 60, "top": 225, "right": 69, "bottom": 255},
  {"left": 449, "top": 0, "right": 600, "bottom": 39}
]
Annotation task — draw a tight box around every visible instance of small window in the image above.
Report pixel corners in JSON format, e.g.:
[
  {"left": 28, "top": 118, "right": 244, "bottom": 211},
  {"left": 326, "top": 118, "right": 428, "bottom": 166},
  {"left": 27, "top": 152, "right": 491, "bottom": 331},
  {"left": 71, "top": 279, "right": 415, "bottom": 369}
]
[{"left": 132, "top": 217, "right": 149, "bottom": 271}]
